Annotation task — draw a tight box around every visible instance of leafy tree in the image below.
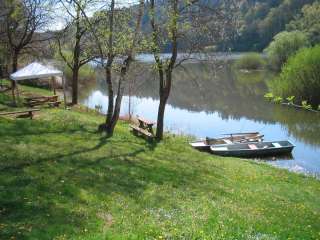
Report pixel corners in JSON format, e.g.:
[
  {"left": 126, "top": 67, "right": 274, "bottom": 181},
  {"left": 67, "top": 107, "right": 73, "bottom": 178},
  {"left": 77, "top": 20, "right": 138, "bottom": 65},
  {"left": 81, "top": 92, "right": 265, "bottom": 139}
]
[
  {"left": 75, "top": 0, "right": 145, "bottom": 136},
  {"left": 231, "top": 0, "right": 315, "bottom": 51},
  {"left": 287, "top": 1, "right": 320, "bottom": 45},
  {"left": 264, "top": 30, "right": 309, "bottom": 71},
  {"left": 1, "top": 0, "right": 53, "bottom": 103},
  {"left": 269, "top": 45, "right": 320, "bottom": 106},
  {"left": 101, "top": 0, "right": 145, "bottom": 136},
  {"left": 57, "top": 0, "right": 97, "bottom": 105},
  {"left": 148, "top": 0, "right": 240, "bottom": 140},
  {"left": 2, "top": 0, "right": 53, "bottom": 72}
]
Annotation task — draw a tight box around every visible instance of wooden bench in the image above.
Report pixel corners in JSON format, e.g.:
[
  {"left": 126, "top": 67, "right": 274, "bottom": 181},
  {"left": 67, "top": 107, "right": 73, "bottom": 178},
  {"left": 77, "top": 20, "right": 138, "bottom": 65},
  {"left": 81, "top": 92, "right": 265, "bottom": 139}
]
[
  {"left": 47, "top": 100, "right": 62, "bottom": 108},
  {"left": 25, "top": 95, "right": 58, "bottom": 102},
  {"left": 0, "top": 109, "right": 40, "bottom": 119},
  {"left": 130, "top": 124, "right": 153, "bottom": 140},
  {"left": 25, "top": 95, "right": 59, "bottom": 107}
]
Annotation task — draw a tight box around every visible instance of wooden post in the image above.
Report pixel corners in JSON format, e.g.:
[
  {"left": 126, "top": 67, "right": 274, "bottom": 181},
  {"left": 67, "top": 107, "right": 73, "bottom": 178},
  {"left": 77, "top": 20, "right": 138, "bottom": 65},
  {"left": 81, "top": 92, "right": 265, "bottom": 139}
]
[{"left": 11, "top": 80, "right": 16, "bottom": 105}]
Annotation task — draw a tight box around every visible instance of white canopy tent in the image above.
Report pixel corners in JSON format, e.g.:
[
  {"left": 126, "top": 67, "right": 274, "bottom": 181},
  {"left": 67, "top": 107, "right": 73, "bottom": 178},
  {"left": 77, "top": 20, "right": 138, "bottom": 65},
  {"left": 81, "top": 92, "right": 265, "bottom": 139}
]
[
  {"left": 9, "top": 62, "right": 66, "bottom": 106},
  {"left": 10, "top": 62, "right": 63, "bottom": 81}
]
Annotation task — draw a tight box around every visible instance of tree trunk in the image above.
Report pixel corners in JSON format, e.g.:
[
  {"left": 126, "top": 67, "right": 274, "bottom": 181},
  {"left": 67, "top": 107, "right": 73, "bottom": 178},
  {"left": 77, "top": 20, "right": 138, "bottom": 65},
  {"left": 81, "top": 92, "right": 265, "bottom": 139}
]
[
  {"left": 11, "top": 50, "right": 19, "bottom": 105},
  {"left": 105, "top": 65, "right": 114, "bottom": 136},
  {"left": 156, "top": 70, "right": 171, "bottom": 141},
  {"left": 156, "top": 95, "right": 167, "bottom": 140},
  {"left": 71, "top": 7, "right": 81, "bottom": 106},
  {"left": 71, "top": 66, "right": 79, "bottom": 105},
  {"left": 106, "top": 60, "right": 130, "bottom": 136},
  {"left": 109, "top": 80, "right": 124, "bottom": 135},
  {"left": 12, "top": 51, "right": 18, "bottom": 73}
]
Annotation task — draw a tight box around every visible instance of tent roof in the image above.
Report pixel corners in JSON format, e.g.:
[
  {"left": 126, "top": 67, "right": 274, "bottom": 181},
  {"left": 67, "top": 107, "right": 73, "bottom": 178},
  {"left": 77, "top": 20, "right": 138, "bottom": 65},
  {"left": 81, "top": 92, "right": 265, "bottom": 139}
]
[{"left": 10, "top": 62, "right": 63, "bottom": 81}]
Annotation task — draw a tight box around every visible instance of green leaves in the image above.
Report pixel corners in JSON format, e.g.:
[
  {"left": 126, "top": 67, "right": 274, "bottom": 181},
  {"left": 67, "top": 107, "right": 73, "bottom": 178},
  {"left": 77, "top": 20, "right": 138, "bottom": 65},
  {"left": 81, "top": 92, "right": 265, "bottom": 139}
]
[
  {"left": 264, "top": 92, "right": 274, "bottom": 101},
  {"left": 286, "top": 96, "right": 295, "bottom": 104},
  {"left": 235, "top": 53, "right": 265, "bottom": 70},
  {"left": 286, "top": 2, "right": 320, "bottom": 45},
  {"left": 301, "top": 100, "right": 312, "bottom": 110},
  {"left": 264, "top": 31, "right": 310, "bottom": 71},
  {"left": 272, "top": 96, "right": 283, "bottom": 104},
  {"left": 268, "top": 45, "right": 320, "bottom": 109}
]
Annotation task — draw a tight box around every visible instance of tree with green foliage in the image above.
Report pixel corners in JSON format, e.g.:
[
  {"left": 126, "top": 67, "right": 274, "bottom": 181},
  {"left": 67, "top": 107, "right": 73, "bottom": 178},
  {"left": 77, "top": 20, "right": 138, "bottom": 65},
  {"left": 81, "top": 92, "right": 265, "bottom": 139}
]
[
  {"left": 100, "top": 0, "right": 145, "bottom": 137},
  {"left": 231, "top": 0, "right": 315, "bottom": 51},
  {"left": 264, "top": 30, "right": 309, "bottom": 71},
  {"left": 1, "top": 0, "right": 53, "bottom": 103},
  {"left": 286, "top": 1, "right": 320, "bottom": 45},
  {"left": 148, "top": 0, "right": 240, "bottom": 140},
  {"left": 57, "top": 0, "right": 97, "bottom": 105},
  {"left": 269, "top": 44, "right": 320, "bottom": 106},
  {"left": 74, "top": 0, "right": 145, "bottom": 136}
]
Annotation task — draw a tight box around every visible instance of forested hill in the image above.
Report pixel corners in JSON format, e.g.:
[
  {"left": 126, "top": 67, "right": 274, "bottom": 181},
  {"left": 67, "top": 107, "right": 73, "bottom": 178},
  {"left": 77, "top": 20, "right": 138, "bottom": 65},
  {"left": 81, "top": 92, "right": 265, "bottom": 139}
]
[
  {"left": 138, "top": 0, "right": 318, "bottom": 52},
  {"left": 230, "top": 0, "right": 317, "bottom": 51}
]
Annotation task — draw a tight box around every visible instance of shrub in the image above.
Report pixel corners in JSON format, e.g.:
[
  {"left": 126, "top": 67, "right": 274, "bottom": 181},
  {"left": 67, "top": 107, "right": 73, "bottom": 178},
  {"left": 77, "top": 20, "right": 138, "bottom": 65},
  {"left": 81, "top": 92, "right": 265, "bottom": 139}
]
[
  {"left": 269, "top": 45, "right": 320, "bottom": 107},
  {"left": 264, "top": 31, "right": 309, "bottom": 71},
  {"left": 235, "top": 52, "right": 265, "bottom": 70}
]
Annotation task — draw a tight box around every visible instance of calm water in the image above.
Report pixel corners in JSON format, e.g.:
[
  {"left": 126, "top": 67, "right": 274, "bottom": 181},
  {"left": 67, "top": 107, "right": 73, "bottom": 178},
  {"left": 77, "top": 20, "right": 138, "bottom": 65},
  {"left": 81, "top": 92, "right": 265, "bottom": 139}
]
[{"left": 78, "top": 55, "right": 320, "bottom": 177}]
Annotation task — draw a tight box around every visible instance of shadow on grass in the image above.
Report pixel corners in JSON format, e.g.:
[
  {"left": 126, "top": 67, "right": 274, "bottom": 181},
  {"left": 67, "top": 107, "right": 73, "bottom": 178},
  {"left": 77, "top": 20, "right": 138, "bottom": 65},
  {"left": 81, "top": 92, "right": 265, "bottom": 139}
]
[{"left": 0, "top": 116, "right": 226, "bottom": 239}]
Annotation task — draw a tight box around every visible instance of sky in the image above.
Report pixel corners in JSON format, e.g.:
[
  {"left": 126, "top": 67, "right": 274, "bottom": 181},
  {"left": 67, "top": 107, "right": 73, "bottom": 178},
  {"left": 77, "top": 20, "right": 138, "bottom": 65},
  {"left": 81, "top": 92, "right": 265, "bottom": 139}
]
[{"left": 47, "top": 0, "right": 139, "bottom": 31}]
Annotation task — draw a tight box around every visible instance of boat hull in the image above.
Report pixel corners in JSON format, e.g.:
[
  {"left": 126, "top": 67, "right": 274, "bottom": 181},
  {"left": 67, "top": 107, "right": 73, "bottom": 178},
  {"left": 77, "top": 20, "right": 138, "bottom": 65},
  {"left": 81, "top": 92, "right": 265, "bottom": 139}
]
[
  {"left": 210, "top": 141, "right": 294, "bottom": 158},
  {"left": 189, "top": 133, "right": 263, "bottom": 152}
]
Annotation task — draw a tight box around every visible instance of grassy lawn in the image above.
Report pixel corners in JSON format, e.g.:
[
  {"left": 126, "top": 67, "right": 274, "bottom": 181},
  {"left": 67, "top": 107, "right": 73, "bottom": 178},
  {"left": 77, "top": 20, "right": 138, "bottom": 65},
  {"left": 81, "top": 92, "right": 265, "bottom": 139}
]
[{"left": 0, "top": 82, "right": 320, "bottom": 240}]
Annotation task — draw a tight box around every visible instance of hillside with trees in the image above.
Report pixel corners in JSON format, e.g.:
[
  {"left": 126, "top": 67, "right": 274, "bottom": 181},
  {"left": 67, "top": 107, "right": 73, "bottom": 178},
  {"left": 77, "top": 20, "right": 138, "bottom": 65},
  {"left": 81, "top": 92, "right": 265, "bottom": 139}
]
[{"left": 228, "top": 0, "right": 318, "bottom": 51}]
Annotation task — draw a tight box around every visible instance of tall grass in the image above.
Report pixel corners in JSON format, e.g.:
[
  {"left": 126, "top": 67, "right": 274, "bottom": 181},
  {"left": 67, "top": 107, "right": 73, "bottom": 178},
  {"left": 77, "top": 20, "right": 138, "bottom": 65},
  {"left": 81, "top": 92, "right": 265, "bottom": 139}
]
[
  {"left": 235, "top": 52, "right": 265, "bottom": 70},
  {"left": 269, "top": 45, "right": 320, "bottom": 106}
]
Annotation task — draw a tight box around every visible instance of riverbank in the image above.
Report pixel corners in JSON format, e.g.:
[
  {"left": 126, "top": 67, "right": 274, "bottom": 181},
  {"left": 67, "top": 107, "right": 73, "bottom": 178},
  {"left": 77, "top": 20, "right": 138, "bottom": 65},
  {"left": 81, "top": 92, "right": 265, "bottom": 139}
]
[{"left": 0, "top": 83, "right": 320, "bottom": 239}]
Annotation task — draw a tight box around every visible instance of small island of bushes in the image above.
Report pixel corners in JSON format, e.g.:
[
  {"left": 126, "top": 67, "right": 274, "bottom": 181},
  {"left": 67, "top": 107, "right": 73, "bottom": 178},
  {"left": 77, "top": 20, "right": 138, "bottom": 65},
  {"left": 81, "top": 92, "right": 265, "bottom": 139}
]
[
  {"left": 269, "top": 45, "right": 320, "bottom": 108},
  {"left": 235, "top": 31, "right": 320, "bottom": 111}
]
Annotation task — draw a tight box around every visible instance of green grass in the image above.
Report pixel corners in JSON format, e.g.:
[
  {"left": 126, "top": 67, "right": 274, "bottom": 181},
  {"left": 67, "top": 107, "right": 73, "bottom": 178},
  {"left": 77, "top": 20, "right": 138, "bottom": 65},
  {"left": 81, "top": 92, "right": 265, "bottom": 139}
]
[{"left": 0, "top": 83, "right": 320, "bottom": 240}]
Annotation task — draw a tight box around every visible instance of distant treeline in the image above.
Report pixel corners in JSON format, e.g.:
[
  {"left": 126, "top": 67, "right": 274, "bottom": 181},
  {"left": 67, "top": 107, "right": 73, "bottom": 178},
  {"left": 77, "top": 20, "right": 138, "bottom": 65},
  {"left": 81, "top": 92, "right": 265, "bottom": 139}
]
[
  {"left": 225, "top": 0, "right": 317, "bottom": 51},
  {"left": 137, "top": 0, "right": 319, "bottom": 52}
]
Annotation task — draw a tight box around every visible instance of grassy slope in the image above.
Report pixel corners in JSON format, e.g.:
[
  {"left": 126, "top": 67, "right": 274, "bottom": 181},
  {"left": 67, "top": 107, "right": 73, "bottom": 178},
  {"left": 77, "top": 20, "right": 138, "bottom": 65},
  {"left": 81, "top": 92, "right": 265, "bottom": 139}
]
[{"left": 0, "top": 83, "right": 319, "bottom": 240}]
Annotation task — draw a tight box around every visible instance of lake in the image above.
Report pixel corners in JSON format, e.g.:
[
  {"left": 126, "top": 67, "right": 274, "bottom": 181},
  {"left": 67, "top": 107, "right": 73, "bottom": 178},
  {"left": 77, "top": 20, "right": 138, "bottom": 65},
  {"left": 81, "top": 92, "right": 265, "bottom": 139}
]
[{"left": 77, "top": 54, "right": 320, "bottom": 177}]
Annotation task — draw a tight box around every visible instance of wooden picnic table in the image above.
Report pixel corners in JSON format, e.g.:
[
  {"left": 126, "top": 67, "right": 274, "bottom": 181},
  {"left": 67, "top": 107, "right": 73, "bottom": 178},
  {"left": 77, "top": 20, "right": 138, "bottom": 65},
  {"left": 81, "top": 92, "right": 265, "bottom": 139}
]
[
  {"left": 129, "top": 116, "right": 156, "bottom": 140},
  {"left": 137, "top": 117, "right": 155, "bottom": 135}
]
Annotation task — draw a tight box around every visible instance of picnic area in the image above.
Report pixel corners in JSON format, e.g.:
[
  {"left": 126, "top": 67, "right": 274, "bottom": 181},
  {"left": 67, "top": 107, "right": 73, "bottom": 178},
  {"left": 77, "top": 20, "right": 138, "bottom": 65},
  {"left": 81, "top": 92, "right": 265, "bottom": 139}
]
[{"left": 0, "top": 81, "right": 320, "bottom": 240}]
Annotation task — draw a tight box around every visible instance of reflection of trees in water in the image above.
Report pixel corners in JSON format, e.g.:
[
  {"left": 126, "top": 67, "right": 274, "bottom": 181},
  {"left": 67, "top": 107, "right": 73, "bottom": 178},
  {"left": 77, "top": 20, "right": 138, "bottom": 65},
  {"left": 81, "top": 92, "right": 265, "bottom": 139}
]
[
  {"left": 79, "top": 62, "right": 320, "bottom": 147},
  {"left": 272, "top": 106, "right": 320, "bottom": 147}
]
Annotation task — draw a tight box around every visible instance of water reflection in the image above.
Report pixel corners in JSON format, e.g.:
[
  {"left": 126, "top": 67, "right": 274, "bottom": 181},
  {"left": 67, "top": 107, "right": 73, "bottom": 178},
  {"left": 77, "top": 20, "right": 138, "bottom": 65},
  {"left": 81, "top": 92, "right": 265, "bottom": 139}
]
[{"left": 78, "top": 61, "right": 320, "bottom": 177}]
